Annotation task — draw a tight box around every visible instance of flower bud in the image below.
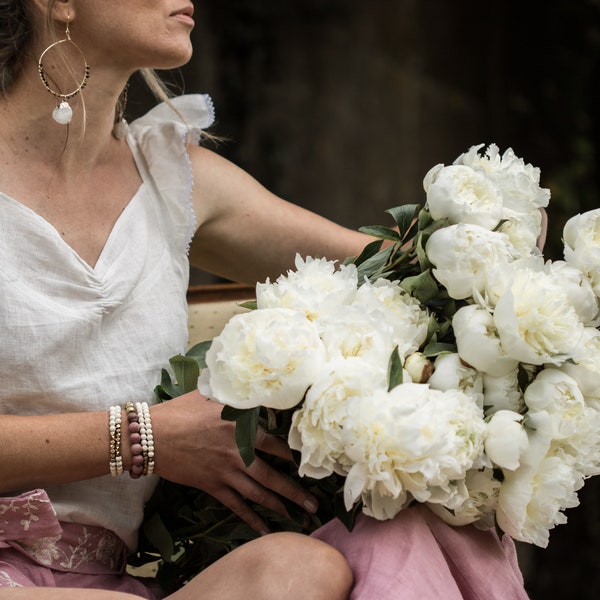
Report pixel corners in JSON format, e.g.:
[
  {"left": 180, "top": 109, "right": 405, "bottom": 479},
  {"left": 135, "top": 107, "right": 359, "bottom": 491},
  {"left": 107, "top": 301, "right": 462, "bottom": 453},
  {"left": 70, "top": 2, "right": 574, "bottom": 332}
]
[{"left": 404, "top": 352, "right": 434, "bottom": 383}]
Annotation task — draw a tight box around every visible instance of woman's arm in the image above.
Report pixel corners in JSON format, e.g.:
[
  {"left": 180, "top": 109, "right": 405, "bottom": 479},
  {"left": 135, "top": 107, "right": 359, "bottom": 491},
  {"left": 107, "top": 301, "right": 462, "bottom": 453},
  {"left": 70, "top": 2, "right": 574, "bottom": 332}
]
[
  {"left": 188, "top": 145, "right": 373, "bottom": 284},
  {"left": 0, "top": 411, "right": 109, "bottom": 492},
  {"left": 0, "top": 394, "right": 318, "bottom": 535}
]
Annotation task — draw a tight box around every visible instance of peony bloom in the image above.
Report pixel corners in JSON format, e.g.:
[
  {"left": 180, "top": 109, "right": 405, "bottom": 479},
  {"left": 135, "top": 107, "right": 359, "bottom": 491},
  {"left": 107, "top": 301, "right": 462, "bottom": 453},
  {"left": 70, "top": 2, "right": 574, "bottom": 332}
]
[
  {"left": 256, "top": 254, "right": 358, "bottom": 322},
  {"left": 423, "top": 164, "right": 504, "bottom": 230},
  {"left": 544, "top": 260, "right": 598, "bottom": 326},
  {"left": 351, "top": 278, "right": 429, "bottom": 360},
  {"left": 559, "top": 327, "right": 600, "bottom": 409},
  {"left": 493, "top": 264, "right": 584, "bottom": 366},
  {"left": 453, "top": 143, "right": 550, "bottom": 213},
  {"left": 452, "top": 305, "right": 518, "bottom": 376},
  {"left": 482, "top": 369, "right": 525, "bottom": 415},
  {"left": 428, "top": 468, "right": 501, "bottom": 528},
  {"left": 428, "top": 352, "right": 484, "bottom": 408},
  {"left": 317, "top": 304, "right": 396, "bottom": 367},
  {"left": 289, "top": 358, "right": 387, "bottom": 479},
  {"left": 484, "top": 410, "right": 528, "bottom": 471},
  {"left": 426, "top": 224, "right": 518, "bottom": 300},
  {"left": 526, "top": 368, "right": 600, "bottom": 477},
  {"left": 497, "top": 208, "right": 543, "bottom": 256},
  {"left": 341, "top": 383, "right": 486, "bottom": 520},
  {"left": 496, "top": 421, "right": 583, "bottom": 548},
  {"left": 563, "top": 209, "right": 600, "bottom": 298},
  {"left": 198, "top": 307, "right": 327, "bottom": 410}
]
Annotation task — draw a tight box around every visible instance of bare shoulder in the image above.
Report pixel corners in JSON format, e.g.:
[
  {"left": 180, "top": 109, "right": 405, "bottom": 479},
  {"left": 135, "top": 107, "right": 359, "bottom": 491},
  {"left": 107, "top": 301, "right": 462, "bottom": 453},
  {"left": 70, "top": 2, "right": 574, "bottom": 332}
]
[{"left": 187, "top": 144, "right": 270, "bottom": 226}]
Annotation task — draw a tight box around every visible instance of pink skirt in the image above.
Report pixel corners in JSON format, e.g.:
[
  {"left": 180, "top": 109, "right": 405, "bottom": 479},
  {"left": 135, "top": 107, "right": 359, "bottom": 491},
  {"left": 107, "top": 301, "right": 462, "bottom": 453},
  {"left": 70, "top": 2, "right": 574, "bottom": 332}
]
[
  {"left": 0, "top": 489, "right": 164, "bottom": 598},
  {"left": 311, "top": 504, "right": 529, "bottom": 600}
]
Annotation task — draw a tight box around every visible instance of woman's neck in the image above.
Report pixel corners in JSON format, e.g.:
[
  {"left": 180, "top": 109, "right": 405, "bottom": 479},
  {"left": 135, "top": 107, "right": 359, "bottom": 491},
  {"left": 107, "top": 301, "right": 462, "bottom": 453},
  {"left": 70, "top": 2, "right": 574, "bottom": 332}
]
[{"left": 0, "top": 59, "right": 130, "bottom": 171}]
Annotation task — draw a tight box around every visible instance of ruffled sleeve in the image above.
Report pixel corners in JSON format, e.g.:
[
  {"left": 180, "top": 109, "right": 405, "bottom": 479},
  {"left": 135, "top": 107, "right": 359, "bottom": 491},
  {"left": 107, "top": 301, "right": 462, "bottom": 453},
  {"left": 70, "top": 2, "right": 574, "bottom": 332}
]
[{"left": 125, "top": 94, "right": 215, "bottom": 254}]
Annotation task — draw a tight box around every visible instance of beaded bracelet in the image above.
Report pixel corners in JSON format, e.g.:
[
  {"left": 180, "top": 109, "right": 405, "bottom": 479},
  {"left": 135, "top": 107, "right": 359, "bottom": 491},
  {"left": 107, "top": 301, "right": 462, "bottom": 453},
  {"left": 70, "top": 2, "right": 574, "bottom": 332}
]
[
  {"left": 125, "top": 401, "right": 144, "bottom": 479},
  {"left": 108, "top": 405, "right": 123, "bottom": 477},
  {"left": 135, "top": 401, "right": 155, "bottom": 477}
]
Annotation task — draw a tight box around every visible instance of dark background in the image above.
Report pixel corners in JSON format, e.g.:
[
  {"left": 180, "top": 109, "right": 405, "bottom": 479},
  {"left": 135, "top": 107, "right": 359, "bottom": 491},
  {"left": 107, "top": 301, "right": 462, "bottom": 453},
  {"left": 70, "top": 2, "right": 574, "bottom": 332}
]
[{"left": 129, "top": 1, "right": 600, "bottom": 597}]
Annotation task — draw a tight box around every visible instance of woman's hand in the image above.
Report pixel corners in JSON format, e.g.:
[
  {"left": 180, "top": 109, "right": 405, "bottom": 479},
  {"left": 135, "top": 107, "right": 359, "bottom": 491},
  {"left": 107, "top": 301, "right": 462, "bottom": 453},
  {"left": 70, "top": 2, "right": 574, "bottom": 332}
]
[{"left": 149, "top": 390, "right": 317, "bottom": 535}]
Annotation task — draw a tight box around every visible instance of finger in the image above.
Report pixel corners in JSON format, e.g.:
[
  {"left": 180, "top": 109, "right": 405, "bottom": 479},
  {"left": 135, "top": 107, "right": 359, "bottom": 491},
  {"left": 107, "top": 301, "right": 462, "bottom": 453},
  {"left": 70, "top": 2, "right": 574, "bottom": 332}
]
[
  {"left": 247, "top": 456, "right": 318, "bottom": 514},
  {"left": 234, "top": 470, "right": 292, "bottom": 519},
  {"left": 212, "top": 486, "right": 271, "bottom": 536},
  {"left": 255, "top": 429, "right": 293, "bottom": 461}
]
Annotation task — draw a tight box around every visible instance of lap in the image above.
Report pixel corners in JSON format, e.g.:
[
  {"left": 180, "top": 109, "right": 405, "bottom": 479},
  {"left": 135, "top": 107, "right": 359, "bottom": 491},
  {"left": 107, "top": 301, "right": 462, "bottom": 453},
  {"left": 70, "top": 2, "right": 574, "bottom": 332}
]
[
  {"left": 0, "top": 549, "right": 161, "bottom": 599},
  {"left": 312, "top": 504, "right": 530, "bottom": 600}
]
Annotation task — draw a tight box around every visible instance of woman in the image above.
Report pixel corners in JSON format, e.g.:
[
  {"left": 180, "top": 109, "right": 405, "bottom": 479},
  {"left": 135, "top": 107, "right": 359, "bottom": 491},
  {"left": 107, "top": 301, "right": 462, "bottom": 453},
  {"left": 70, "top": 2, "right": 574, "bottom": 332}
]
[
  {"left": 0, "top": 1, "right": 530, "bottom": 598},
  {"left": 0, "top": 1, "right": 354, "bottom": 598}
]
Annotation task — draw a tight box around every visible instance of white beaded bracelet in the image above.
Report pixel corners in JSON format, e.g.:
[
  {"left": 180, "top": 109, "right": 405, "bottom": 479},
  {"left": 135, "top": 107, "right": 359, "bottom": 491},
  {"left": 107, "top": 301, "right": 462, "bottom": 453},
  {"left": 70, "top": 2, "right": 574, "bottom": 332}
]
[
  {"left": 108, "top": 405, "right": 123, "bottom": 477},
  {"left": 135, "top": 401, "right": 155, "bottom": 477}
]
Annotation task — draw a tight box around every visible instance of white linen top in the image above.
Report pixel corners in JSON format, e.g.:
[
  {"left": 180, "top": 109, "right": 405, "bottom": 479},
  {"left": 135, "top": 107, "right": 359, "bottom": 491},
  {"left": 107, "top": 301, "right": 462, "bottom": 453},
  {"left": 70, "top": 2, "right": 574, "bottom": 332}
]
[{"left": 0, "top": 94, "right": 215, "bottom": 551}]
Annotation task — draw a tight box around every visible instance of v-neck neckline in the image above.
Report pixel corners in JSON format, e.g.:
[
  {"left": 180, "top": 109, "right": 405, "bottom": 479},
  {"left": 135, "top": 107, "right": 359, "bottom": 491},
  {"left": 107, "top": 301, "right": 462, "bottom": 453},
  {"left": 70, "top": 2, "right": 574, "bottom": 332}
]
[{"left": 0, "top": 184, "right": 145, "bottom": 277}]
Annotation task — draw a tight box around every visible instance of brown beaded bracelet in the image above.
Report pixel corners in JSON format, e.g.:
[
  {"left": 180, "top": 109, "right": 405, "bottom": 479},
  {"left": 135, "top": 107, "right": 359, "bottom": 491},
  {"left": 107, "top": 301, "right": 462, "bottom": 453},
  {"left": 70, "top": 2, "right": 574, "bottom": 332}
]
[{"left": 125, "top": 402, "right": 144, "bottom": 479}]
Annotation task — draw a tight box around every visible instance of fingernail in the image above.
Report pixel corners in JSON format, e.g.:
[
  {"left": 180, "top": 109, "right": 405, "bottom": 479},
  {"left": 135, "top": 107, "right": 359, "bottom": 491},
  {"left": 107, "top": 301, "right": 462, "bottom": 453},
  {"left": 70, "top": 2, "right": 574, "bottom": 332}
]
[{"left": 304, "top": 499, "right": 318, "bottom": 512}]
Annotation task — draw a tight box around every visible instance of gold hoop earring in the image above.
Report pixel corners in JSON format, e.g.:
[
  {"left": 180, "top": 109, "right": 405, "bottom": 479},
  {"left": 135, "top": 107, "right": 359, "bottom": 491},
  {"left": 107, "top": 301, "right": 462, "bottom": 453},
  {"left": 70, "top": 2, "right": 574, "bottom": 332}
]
[{"left": 38, "top": 17, "right": 90, "bottom": 125}]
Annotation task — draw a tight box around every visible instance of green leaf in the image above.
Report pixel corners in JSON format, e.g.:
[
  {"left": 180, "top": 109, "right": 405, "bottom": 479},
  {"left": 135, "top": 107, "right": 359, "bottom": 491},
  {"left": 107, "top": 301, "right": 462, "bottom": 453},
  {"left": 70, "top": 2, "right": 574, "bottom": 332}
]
[
  {"left": 239, "top": 300, "right": 257, "bottom": 310},
  {"left": 422, "top": 342, "right": 456, "bottom": 357},
  {"left": 387, "top": 346, "right": 403, "bottom": 391},
  {"left": 385, "top": 204, "right": 420, "bottom": 239},
  {"left": 186, "top": 340, "right": 212, "bottom": 369},
  {"left": 358, "top": 225, "right": 401, "bottom": 241},
  {"left": 344, "top": 239, "right": 384, "bottom": 267},
  {"left": 400, "top": 269, "right": 439, "bottom": 303},
  {"left": 154, "top": 368, "right": 183, "bottom": 401},
  {"left": 222, "top": 406, "right": 260, "bottom": 467},
  {"left": 417, "top": 207, "right": 433, "bottom": 230},
  {"left": 170, "top": 355, "right": 201, "bottom": 394},
  {"left": 355, "top": 245, "right": 395, "bottom": 281},
  {"left": 142, "top": 511, "right": 175, "bottom": 561}
]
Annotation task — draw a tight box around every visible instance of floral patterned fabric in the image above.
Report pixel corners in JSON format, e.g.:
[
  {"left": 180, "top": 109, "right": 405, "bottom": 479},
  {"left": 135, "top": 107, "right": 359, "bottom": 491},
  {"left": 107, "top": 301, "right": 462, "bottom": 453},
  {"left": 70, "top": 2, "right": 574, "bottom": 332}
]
[
  {"left": 0, "top": 489, "right": 125, "bottom": 574},
  {"left": 0, "top": 490, "right": 164, "bottom": 597}
]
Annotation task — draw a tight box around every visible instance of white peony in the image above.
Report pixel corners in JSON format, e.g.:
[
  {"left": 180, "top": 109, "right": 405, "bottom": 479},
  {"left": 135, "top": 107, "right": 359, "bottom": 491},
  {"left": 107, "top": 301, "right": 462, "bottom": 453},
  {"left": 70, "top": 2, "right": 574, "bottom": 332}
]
[
  {"left": 289, "top": 358, "right": 387, "bottom": 479},
  {"left": 524, "top": 368, "right": 588, "bottom": 441},
  {"left": 452, "top": 304, "right": 518, "bottom": 376},
  {"left": 496, "top": 422, "right": 583, "bottom": 548},
  {"left": 545, "top": 260, "right": 598, "bottom": 326},
  {"left": 428, "top": 352, "right": 484, "bottom": 408},
  {"left": 428, "top": 468, "right": 501, "bottom": 528},
  {"left": 453, "top": 143, "right": 550, "bottom": 213},
  {"left": 485, "top": 410, "right": 528, "bottom": 471},
  {"left": 351, "top": 278, "right": 429, "bottom": 359},
  {"left": 482, "top": 369, "right": 525, "bottom": 415},
  {"left": 256, "top": 254, "right": 358, "bottom": 322},
  {"left": 482, "top": 255, "right": 544, "bottom": 309},
  {"left": 493, "top": 264, "right": 585, "bottom": 366},
  {"left": 426, "top": 223, "right": 518, "bottom": 300},
  {"left": 526, "top": 368, "right": 600, "bottom": 477},
  {"left": 423, "top": 164, "right": 504, "bottom": 230},
  {"left": 497, "top": 208, "right": 543, "bottom": 256},
  {"left": 563, "top": 209, "right": 600, "bottom": 297},
  {"left": 341, "top": 383, "right": 486, "bottom": 520},
  {"left": 559, "top": 327, "right": 600, "bottom": 409},
  {"left": 317, "top": 304, "right": 396, "bottom": 367},
  {"left": 198, "top": 307, "right": 327, "bottom": 410}
]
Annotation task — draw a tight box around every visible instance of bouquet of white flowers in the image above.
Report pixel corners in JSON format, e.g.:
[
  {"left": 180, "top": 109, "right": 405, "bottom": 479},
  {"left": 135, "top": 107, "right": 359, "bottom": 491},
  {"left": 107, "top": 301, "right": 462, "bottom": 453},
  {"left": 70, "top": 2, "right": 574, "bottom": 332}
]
[{"left": 133, "top": 143, "right": 600, "bottom": 590}]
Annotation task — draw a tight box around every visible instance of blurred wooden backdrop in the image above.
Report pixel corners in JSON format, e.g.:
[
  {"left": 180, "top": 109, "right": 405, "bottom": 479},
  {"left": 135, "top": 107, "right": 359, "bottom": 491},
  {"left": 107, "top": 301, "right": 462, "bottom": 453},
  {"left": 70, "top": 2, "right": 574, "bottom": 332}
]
[{"left": 129, "top": 1, "right": 600, "bottom": 597}]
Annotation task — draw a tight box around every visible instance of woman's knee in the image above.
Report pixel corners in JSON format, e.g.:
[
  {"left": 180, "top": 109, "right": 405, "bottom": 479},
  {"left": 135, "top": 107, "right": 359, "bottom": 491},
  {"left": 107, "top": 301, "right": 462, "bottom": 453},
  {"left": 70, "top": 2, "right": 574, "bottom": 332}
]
[{"left": 254, "top": 532, "right": 352, "bottom": 600}]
